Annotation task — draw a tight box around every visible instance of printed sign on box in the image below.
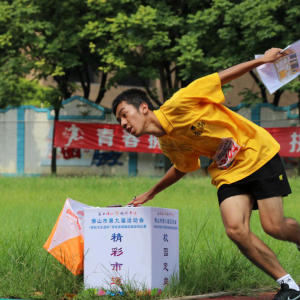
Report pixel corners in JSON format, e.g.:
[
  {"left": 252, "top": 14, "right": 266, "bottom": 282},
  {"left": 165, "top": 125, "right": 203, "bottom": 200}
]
[{"left": 84, "top": 207, "right": 179, "bottom": 290}]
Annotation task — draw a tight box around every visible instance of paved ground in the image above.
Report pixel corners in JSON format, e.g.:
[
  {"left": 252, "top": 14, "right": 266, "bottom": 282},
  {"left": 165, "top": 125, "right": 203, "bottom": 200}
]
[
  {"left": 201, "top": 292, "right": 277, "bottom": 300},
  {"left": 166, "top": 290, "right": 277, "bottom": 300}
]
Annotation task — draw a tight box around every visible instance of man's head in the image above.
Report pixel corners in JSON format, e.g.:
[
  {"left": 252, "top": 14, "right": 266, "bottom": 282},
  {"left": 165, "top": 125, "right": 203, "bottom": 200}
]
[
  {"left": 112, "top": 89, "right": 153, "bottom": 115},
  {"left": 112, "top": 89, "right": 154, "bottom": 137}
]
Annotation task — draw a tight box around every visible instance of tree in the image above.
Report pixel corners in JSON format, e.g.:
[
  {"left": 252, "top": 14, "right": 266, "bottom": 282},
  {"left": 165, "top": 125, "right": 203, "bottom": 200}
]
[
  {"left": 0, "top": 1, "right": 35, "bottom": 108},
  {"left": 84, "top": 1, "right": 217, "bottom": 105},
  {"left": 80, "top": 0, "right": 133, "bottom": 104},
  {"left": 2, "top": 0, "right": 117, "bottom": 174},
  {"left": 85, "top": 0, "right": 294, "bottom": 107},
  {"left": 196, "top": 0, "right": 299, "bottom": 106}
]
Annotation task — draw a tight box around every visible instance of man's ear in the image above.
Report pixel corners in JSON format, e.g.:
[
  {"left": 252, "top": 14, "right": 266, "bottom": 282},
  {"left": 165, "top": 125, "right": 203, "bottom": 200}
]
[{"left": 140, "top": 102, "right": 149, "bottom": 115}]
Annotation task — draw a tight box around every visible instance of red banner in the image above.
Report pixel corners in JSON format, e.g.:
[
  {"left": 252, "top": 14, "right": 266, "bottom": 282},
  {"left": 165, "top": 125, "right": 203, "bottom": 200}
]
[
  {"left": 265, "top": 127, "right": 300, "bottom": 157},
  {"left": 54, "top": 121, "right": 162, "bottom": 153},
  {"left": 54, "top": 121, "right": 300, "bottom": 157}
]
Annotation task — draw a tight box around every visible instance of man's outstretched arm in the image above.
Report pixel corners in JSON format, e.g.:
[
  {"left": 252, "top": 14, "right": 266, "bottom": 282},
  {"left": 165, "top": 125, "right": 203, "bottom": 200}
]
[
  {"left": 127, "top": 165, "right": 186, "bottom": 206},
  {"left": 219, "top": 48, "right": 286, "bottom": 86}
]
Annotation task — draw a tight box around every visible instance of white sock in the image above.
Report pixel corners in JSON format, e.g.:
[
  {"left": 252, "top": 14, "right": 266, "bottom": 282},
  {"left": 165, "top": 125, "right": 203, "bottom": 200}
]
[{"left": 276, "top": 274, "right": 300, "bottom": 291}]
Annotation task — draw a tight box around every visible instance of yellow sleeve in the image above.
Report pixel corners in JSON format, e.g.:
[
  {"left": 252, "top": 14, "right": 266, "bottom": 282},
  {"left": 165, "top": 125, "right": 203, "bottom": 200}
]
[
  {"left": 158, "top": 73, "right": 225, "bottom": 120},
  {"left": 178, "top": 73, "right": 225, "bottom": 104}
]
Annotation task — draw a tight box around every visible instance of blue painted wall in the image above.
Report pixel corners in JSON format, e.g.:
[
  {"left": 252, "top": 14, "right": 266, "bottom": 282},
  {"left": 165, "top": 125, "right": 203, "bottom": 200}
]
[
  {"left": 128, "top": 153, "right": 138, "bottom": 176},
  {"left": 17, "top": 107, "right": 25, "bottom": 174},
  {"left": 251, "top": 106, "right": 261, "bottom": 125}
]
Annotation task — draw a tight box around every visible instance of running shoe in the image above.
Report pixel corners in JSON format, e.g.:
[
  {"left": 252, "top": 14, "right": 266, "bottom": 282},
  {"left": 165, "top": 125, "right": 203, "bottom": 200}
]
[{"left": 273, "top": 283, "right": 300, "bottom": 300}]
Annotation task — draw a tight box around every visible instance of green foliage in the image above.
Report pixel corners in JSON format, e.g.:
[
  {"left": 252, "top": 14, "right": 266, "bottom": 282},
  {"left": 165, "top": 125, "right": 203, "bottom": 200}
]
[
  {"left": 20, "top": 79, "right": 63, "bottom": 108},
  {"left": 239, "top": 88, "right": 263, "bottom": 107},
  {"left": 81, "top": 0, "right": 300, "bottom": 105},
  {"left": 0, "top": 0, "right": 36, "bottom": 108},
  {"left": 81, "top": 1, "right": 182, "bottom": 102},
  {"left": 83, "top": 1, "right": 235, "bottom": 102},
  {"left": 1, "top": 0, "right": 300, "bottom": 108},
  {"left": 0, "top": 0, "right": 107, "bottom": 108},
  {"left": 0, "top": 60, "right": 62, "bottom": 109},
  {"left": 0, "top": 65, "right": 58, "bottom": 109},
  {"left": 284, "top": 77, "right": 300, "bottom": 94}
]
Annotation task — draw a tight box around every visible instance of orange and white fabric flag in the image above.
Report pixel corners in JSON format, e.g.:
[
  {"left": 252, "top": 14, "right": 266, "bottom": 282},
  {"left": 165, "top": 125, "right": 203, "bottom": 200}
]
[{"left": 43, "top": 198, "right": 92, "bottom": 275}]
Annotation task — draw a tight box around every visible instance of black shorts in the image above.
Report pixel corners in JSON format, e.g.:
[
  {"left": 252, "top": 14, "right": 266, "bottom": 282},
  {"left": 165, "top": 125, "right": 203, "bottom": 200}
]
[{"left": 217, "top": 153, "right": 292, "bottom": 210}]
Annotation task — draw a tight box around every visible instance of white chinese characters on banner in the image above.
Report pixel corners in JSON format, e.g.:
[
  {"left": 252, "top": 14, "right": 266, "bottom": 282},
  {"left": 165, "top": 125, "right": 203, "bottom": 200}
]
[
  {"left": 55, "top": 121, "right": 163, "bottom": 153},
  {"left": 63, "top": 124, "right": 84, "bottom": 147},
  {"left": 148, "top": 135, "right": 160, "bottom": 149},
  {"left": 97, "top": 128, "right": 114, "bottom": 147},
  {"left": 290, "top": 132, "right": 300, "bottom": 153},
  {"left": 122, "top": 130, "right": 140, "bottom": 148}
]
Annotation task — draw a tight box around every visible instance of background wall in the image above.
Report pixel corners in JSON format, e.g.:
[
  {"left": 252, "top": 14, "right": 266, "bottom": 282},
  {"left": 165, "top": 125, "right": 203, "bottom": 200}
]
[{"left": 0, "top": 96, "right": 299, "bottom": 177}]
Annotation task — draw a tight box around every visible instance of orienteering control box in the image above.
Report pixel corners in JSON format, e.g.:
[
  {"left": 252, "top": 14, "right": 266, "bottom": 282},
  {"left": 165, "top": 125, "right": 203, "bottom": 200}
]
[{"left": 84, "top": 206, "right": 179, "bottom": 290}]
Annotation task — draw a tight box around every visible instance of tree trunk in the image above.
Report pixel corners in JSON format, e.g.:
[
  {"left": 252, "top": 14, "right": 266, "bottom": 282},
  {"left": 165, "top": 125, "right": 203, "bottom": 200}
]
[
  {"left": 164, "top": 62, "right": 173, "bottom": 92},
  {"left": 158, "top": 65, "right": 168, "bottom": 102},
  {"left": 83, "top": 64, "right": 91, "bottom": 99},
  {"left": 272, "top": 90, "right": 284, "bottom": 107},
  {"left": 51, "top": 74, "right": 69, "bottom": 175},
  {"left": 95, "top": 72, "right": 108, "bottom": 104},
  {"left": 51, "top": 108, "right": 60, "bottom": 175},
  {"left": 76, "top": 67, "right": 89, "bottom": 99},
  {"left": 138, "top": 77, "right": 162, "bottom": 107},
  {"left": 54, "top": 74, "right": 72, "bottom": 100},
  {"left": 173, "top": 66, "right": 180, "bottom": 91},
  {"left": 249, "top": 70, "right": 268, "bottom": 103},
  {"left": 62, "top": 80, "right": 72, "bottom": 100}
]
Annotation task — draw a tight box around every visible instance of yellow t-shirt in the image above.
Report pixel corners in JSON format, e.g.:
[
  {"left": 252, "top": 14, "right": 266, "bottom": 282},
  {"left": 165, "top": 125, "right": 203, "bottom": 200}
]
[{"left": 153, "top": 73, "right": 280, "bottom": 188}]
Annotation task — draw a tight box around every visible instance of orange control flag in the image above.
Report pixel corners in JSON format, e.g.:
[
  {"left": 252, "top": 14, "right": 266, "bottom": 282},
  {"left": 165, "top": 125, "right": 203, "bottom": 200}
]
[{"left": 43, "top": 198, "right": 92, "bottom": 275}]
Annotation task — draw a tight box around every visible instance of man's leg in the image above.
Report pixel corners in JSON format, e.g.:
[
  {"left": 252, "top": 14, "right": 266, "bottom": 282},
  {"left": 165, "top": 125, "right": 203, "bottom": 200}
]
[
  {"left": 258, "top": 196, "right": 300, "bottom": 246},
  {"left": 257, "top": 197, "right": 300, "bottom": 295},
  {"left": 220, "top": 194, "right": 287, "bottom": 280}
]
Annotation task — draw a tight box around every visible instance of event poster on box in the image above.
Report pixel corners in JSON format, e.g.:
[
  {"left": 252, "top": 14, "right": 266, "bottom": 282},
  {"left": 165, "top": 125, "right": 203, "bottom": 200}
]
[{"left": 84, "top": 207, "right": 179, "bottom": 291}]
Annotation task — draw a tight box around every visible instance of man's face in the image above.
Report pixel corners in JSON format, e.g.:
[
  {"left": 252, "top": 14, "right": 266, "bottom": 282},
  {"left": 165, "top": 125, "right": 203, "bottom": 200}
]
[{"left": 115, "top": 101, "right": 148, "bottom": 137}]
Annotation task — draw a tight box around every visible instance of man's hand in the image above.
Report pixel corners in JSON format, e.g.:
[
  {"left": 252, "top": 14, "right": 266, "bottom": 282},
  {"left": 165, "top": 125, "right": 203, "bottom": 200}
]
[
  {"left": 127, "top": 192, "right": 154, "bottom": 207},
  {"left": 261, "top": 48, "right": 286, "bottom": 64}
]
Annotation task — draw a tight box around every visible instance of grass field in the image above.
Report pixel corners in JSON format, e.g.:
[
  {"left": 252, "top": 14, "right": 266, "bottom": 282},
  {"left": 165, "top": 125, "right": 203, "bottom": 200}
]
[{"left": 0, "top": 176, "right": 299, "bottom": 300}]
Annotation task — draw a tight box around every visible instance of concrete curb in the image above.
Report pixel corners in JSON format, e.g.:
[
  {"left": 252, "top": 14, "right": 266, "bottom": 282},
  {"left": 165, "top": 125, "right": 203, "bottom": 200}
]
[
  {"left": 163, "top": 291, "right": 231, "bottom": 300},
  {"left": 162, "top": 288, "right": 276, "bottom": 300}
]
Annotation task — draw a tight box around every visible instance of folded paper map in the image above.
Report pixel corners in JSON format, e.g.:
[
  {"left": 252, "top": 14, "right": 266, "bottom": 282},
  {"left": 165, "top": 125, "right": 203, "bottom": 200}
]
[{"left": 255, "top": 40, "right": 300, "bottom": 94}]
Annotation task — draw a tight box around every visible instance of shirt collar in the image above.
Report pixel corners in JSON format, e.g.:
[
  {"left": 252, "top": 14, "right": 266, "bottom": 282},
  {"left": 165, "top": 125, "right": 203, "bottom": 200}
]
[{"left": 153, "top": 109, "right": 173, "bottom": 135}]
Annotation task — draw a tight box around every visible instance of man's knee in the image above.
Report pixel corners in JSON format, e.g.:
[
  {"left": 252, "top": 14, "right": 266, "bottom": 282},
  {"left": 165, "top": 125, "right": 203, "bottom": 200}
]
[
  {"left": 262, "top": 223, "right": 283, "bottom": 239},
  {"left": 225, "top": 224, "right": 250, "bottom": 244},
  {"left": 262, "top": 218, "right": 298, "bottom": 239}
]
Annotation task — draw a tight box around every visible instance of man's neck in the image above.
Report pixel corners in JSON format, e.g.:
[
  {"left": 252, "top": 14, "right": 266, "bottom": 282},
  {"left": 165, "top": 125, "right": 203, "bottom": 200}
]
[{"left": 144, "top": 111, "right": 166, "bottom": 137}]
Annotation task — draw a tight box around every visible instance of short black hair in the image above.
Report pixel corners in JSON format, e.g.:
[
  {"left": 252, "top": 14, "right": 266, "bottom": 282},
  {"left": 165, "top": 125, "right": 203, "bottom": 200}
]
[{"left": 112, "top": 89, "right": 154, "bottom": 115}]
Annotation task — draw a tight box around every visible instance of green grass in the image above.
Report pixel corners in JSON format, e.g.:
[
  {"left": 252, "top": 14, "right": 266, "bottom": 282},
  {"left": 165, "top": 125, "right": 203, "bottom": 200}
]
[{"left": 0, "top": 176, "right": 299, "bottom": 300}]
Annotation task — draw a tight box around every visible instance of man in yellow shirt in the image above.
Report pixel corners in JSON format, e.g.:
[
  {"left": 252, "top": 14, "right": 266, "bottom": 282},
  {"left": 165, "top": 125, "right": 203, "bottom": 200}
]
[{"left": 112, "top": 48, "right": 300, "bottom": 300}]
